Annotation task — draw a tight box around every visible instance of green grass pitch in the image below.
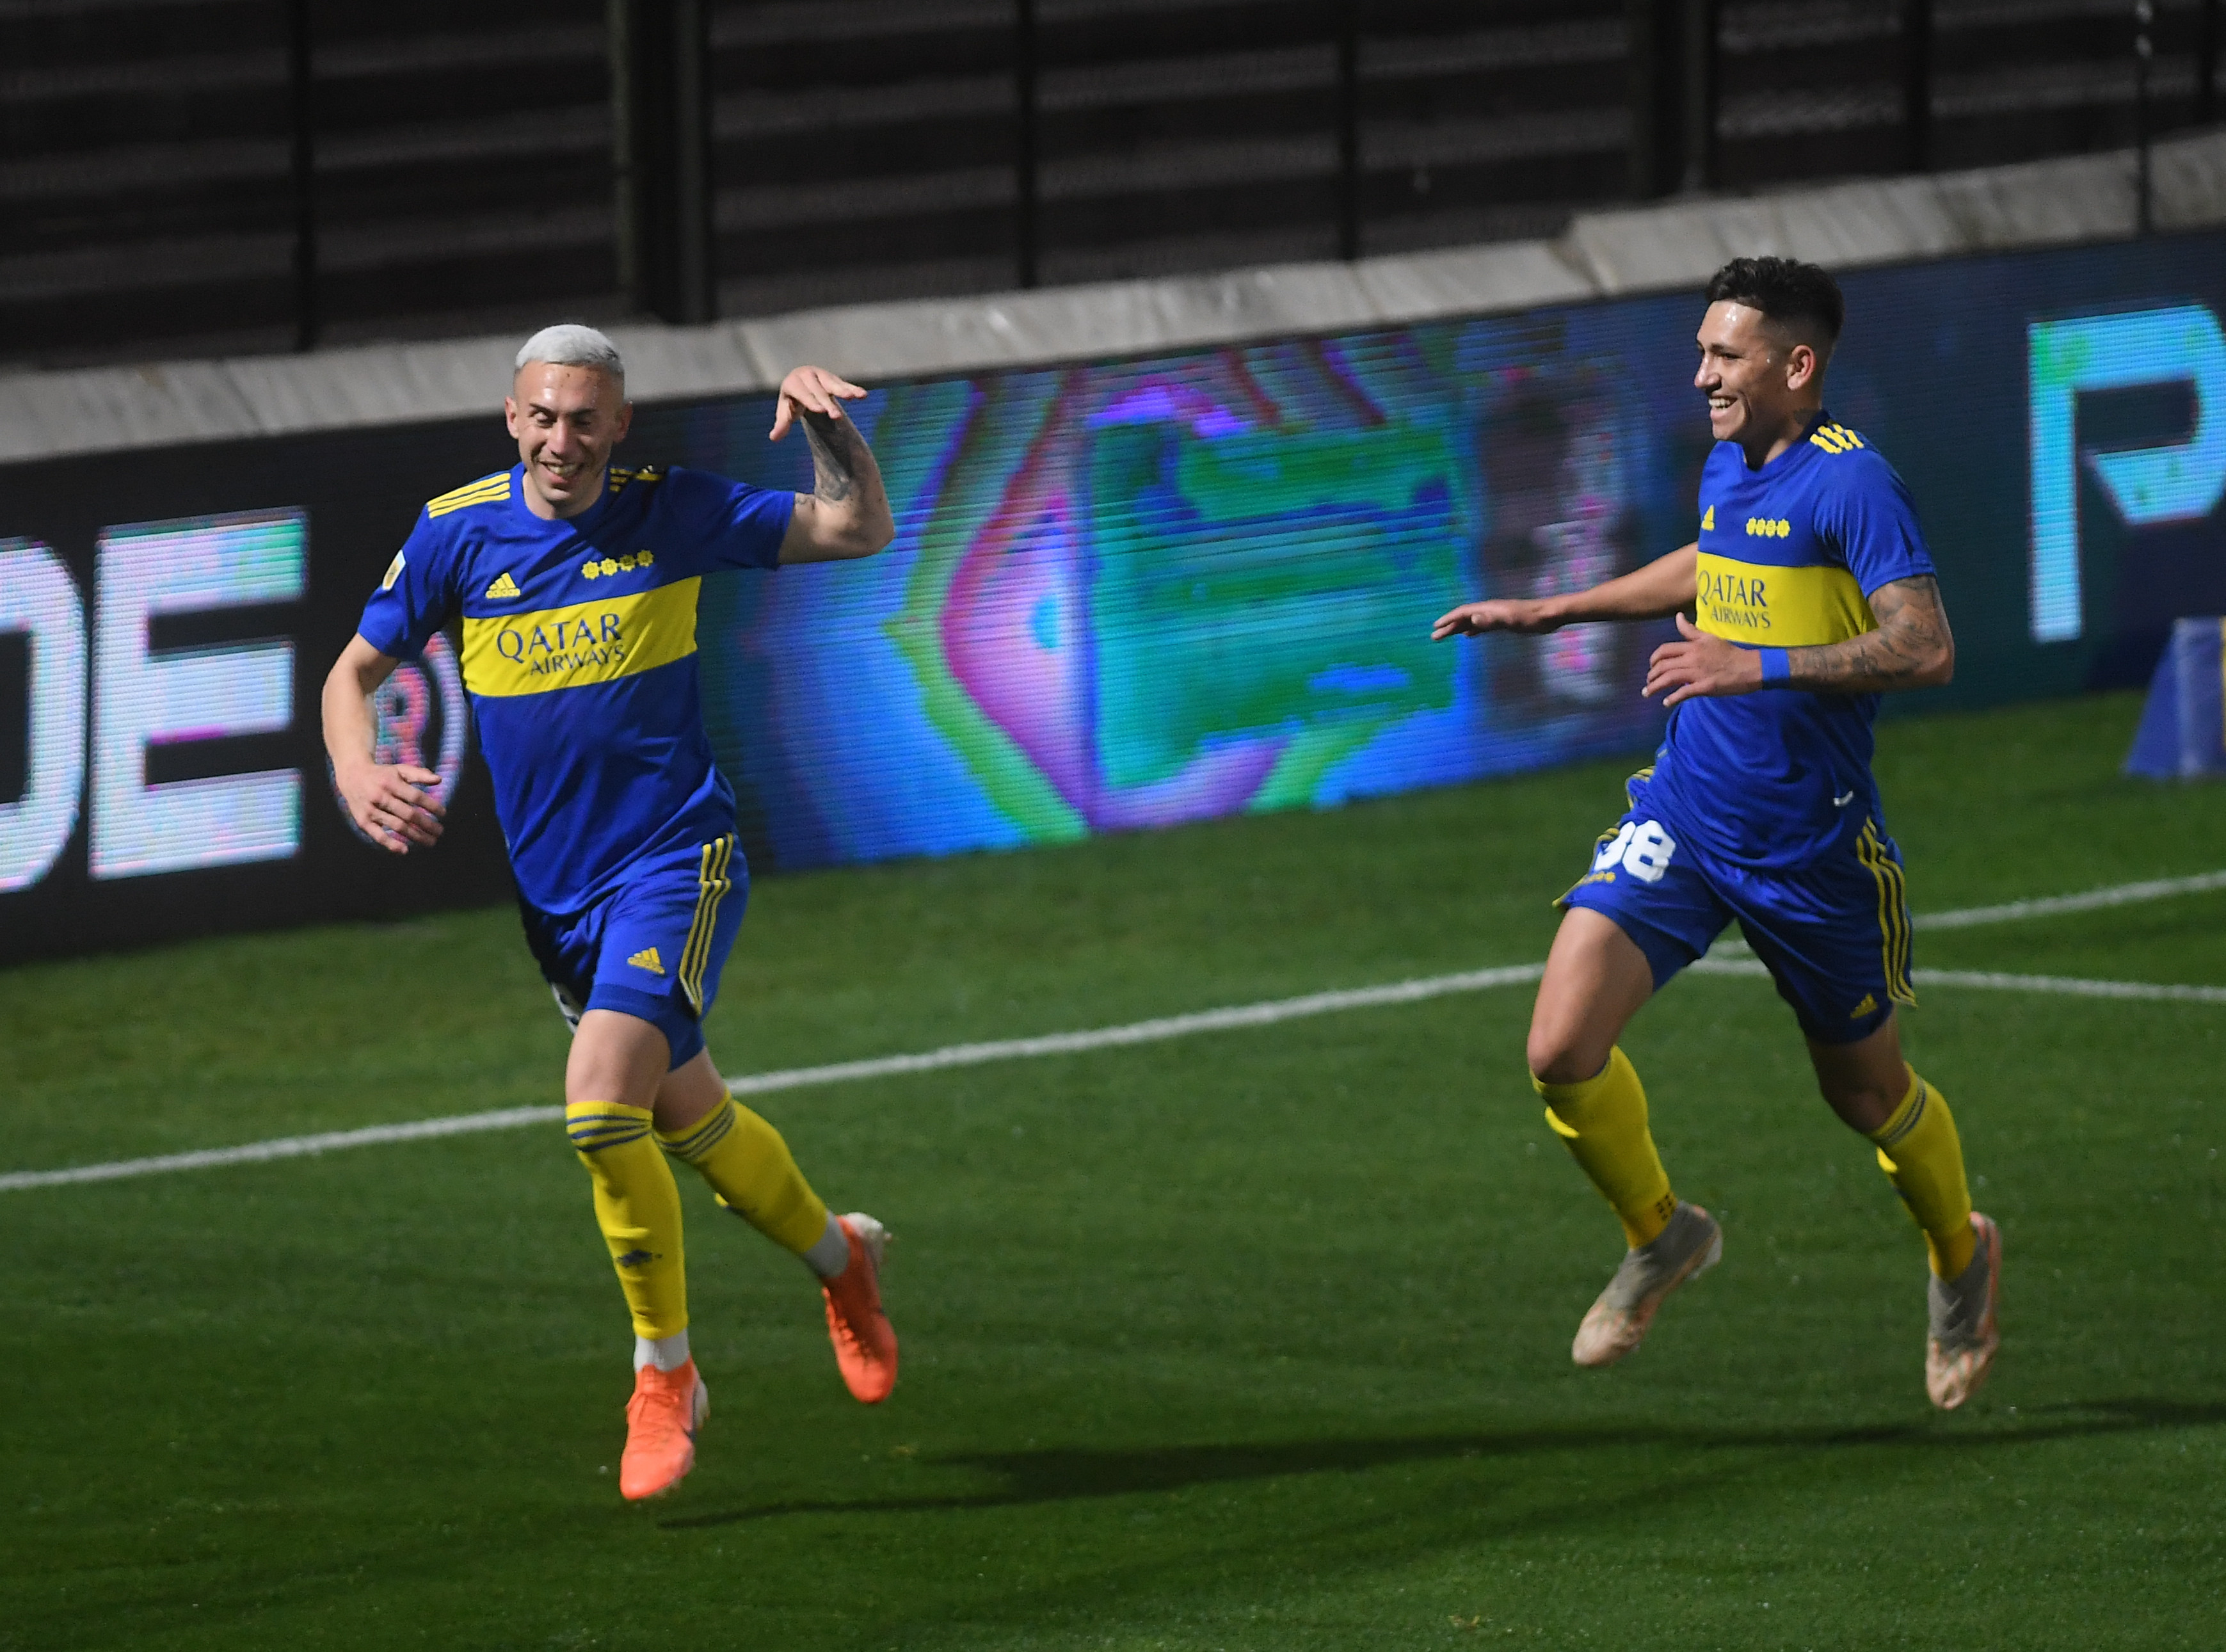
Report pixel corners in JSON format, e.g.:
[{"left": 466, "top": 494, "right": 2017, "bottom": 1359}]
[{"left": 5, "top": 691, "right": 2223, "bottom": 1649}]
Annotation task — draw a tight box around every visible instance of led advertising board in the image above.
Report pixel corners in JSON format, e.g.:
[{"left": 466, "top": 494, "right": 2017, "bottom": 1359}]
[{"left": 3, "top": 232, "right": 2222, "bottom": 964}]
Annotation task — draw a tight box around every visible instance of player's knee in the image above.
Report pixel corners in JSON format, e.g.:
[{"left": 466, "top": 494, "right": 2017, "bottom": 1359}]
[
  {"left": 1816, "top": 1073, "right": 1902, "bottom": 1135},
  {"left": 1526, "top": 1023, "right": 1606, "bottom": 1088}
]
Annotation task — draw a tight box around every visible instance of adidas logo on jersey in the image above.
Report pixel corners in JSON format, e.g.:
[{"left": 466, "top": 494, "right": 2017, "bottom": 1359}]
[
  {"left": 1700, "top": 505, "right": 1715, "bottom": 531},
  {"left": 484, "top": 571, "right": 522, "bottom": 600},
  {"left": 627, "top": 947, "right": 666, "bottom": 975}
]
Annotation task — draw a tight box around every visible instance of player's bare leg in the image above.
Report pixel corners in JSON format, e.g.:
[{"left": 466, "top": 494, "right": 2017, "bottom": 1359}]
[
  {"left": 649, "top": 1045, "right": 726, "bottom": 1134},
  {"left": 1527, "top": 910, "right": 1722, "bottom": 1367},
  {"left": 568, "top": 1010, "right": 707, "bottom": 1500},
  {"left": 1807, "top": 1016, "right": 1999, "bottom": 1408},
  {"left": 655, "top": 1048, "right": 899, "bottom": 1404},
  {"left": 1802, "top": 1015, "right": 1910, "bottom": 1134},
  {"left": 1526, "top": 908, "right": 1655, "bottom": 1084}
]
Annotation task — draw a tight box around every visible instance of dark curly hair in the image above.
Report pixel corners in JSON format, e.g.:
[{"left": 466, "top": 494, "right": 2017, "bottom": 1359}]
[{"left": 1704, "top": 257, "right": 1845, "bottom": 355}]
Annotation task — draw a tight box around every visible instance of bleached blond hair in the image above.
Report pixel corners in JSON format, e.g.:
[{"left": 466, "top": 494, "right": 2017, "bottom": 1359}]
[{"left": 515, "top": 323, "right": 625, "bottom": 388}]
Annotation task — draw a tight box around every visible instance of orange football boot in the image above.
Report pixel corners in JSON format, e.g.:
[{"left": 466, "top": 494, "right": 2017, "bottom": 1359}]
[
  {"left": 619, "top": 1358, "right": 709, "bottom": 1501},
  {"left": 822, "top": 1213, "right": 899, "bottom": 1404}
]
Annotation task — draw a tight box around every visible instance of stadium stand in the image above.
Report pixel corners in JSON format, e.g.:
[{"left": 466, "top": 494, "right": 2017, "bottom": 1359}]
[
  {"left": 4, "top": 0, "right": 614, "bottom": 364},
  {"left": 4, "top": 0, "right": 2220, "bottom": 372}
]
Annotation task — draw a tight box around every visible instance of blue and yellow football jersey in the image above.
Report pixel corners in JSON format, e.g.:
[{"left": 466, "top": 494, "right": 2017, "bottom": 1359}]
[
  {"left": 1653, "top": 415, "right": 1935, "bottom": 868},
  {"left": 358, "top": 463, "right": 792, "bottom": 913}
]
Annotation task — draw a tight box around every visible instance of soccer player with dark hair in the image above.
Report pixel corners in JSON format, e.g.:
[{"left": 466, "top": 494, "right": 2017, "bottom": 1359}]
[
  {"left": 1434, "top": 256, "right": 2001, "bottom": 1409},
  {"left": 322, "top": 325, "right": 900, "bottom": 1498}
]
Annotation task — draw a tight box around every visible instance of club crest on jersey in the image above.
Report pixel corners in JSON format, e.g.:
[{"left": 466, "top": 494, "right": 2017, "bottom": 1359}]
[{"left": 581, "top": 550, "right": 655, "bottom": 581}]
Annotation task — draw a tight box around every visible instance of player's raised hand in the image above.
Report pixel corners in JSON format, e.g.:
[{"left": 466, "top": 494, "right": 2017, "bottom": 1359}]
[
  {"left": 1644, "top": 613, "right": 1764, "bottom": 706},
  {"left": 1432, "top": 597, "right": 1564, "bottom": 640},
  {"left": 769, "top": 365, "right": 868, "bottom": 441},
  {"left": 335, "top": 762, "right": 446, "bottom": 854}
]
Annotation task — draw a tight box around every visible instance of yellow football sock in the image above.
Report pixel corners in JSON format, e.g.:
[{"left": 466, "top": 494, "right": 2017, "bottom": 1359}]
[
  {"left": 1867, "top": 1068, "right": 1976, "bottom": 1278},
  {"left": 566, "top": 1100, "right": 688, "bottom": 1340},
  {"left": 1534, "top": 1046, "right": 1678, "bottom": 1249},
  {"left": 658, "top": 1096, "right": 831, "bottom": 1255}
]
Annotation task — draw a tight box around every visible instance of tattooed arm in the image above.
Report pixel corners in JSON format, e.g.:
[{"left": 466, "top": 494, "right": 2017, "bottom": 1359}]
[
  {"left": 1643, "top": 575, "right": 1955, "bottom": 707},
  {"left": 771, "top": 364, "right": 897, "bottom": 563},
  {"left": 1785, "top": 574, "right": 1955, "bottom": 691}
]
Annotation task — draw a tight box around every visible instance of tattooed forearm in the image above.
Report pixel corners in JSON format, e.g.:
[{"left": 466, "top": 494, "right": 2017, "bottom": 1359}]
[
  {"left": 1786, "top": 575, "right": 1955, "bottom": 693},
  {"left": 799, "top": 409, "right": 860, "bottom": 504}
]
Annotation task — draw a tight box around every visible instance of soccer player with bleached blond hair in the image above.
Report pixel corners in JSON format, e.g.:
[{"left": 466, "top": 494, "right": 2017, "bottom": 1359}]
[
  {"left": 323, "top": 323, "right": 899, "bottom": 1499},
  {"left": 1434, "top": 257, "right": 2001, "bottom": 1409}
]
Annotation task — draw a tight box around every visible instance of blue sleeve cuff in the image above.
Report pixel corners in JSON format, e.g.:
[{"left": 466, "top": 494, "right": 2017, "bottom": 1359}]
[
  {"left": 356, "top": 616, "right": 417, "bottom": 662},
  {"left": 1757, "top": 646, "right": 1791, "bottom": 686}
]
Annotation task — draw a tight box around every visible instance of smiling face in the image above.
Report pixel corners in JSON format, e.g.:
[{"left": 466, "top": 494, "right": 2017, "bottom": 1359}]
[
  {"left": 1694, "top": 300, "right": 1823, "bottom": 460},
  {"left": 506, "top": 362, "right": 632, "bottom": 519}
]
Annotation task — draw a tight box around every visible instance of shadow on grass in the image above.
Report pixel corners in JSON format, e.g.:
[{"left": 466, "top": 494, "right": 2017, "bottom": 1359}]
[{"left": 662, "top": 1395, "right": 2223, "bottom": 1531}]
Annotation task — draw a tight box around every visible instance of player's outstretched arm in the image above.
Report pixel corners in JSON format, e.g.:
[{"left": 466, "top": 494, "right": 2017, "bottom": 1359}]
[
  {"left": 1643, "top": 573, "right": 1955, "bottom": 706},
  {"left": 1432, "top": 544, "right": 1697, "bottom": 640},
  {"left": 322, "top": 634, "right": 447, "bottom": 854},
  {"left": 770, "top": 365, "right": 897, "bottom": 564}
]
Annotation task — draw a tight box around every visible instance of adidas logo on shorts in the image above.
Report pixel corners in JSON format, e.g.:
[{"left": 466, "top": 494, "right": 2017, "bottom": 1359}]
[{"left": 628, "top": 947, "right": 666, "bottom": 975}]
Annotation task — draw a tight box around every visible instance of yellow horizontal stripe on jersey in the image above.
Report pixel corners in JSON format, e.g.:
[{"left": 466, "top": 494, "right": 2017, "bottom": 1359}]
[
  {"left": 460, "top": 577, "right": 701, "bottom": 698},
  {"left": 1695, "top": 552, "right": 1875, "bottom": 647},
  {"left": 427, "top": 473, "right": 513, "bottom": 517}
]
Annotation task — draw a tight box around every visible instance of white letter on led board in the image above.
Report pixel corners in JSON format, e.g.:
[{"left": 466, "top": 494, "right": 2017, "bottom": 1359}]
[
  {"left": 0, "top": 540, "right": 88, "bottom": 892},
  {"left": 90, "top": 509, "right": 306, "bottom": 879},
  {"left": 2028, "top": 305, "right": 2226, "bottom": 644}
]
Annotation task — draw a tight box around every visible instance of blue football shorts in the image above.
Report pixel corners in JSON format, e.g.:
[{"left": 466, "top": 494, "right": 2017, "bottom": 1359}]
[
  {"left": 1558, "top": 769, "right": 1914, "bottom": 1045},
  {"left": 516, "top": 831, "right": 748, "bottom": 1070}
]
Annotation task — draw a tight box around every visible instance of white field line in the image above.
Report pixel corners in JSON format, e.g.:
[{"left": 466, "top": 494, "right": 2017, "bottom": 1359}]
[
  {"left": 0, "top": 966, "right": 1546, "bottom": 1193},
  {"left": 0, "top": 1107, "right": 563, "bottom": 1191},
  {"left": 721, "top": 963, "right": 1546, "bottom": 1095},
  {"left": 1706, "top": 867, "right": 2226, "bottom": 959},
  {"left": 1688, "top": 958, "right": 2226, "bottom": 1004},
  {"left": 1912, "top": 869, "right": 2226, "bottom": 931},
  {"left": 6, "top": 869, "right": 2223, "bottom": 1194}
]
